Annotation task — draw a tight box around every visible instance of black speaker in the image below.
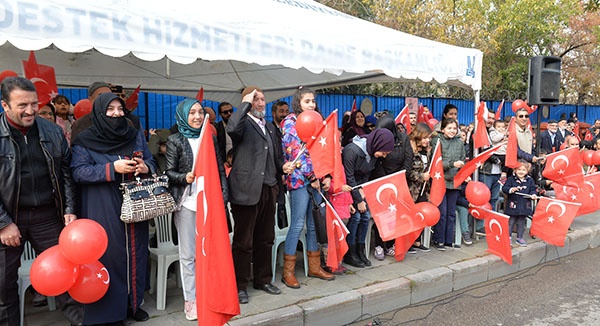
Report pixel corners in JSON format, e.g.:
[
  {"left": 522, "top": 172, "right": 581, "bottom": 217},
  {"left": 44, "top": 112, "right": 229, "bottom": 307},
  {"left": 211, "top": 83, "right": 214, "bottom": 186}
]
[{"left": 528, "top": 56, "right": 561, "bottom": 105}]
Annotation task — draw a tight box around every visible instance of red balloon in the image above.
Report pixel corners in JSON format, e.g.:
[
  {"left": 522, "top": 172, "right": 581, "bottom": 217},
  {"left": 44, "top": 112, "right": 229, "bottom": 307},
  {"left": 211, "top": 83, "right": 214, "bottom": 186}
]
[
  {"left": 296, "top": 110, "right": 323, "bottom": 142},
  {"left": 592, "top": 151, "right": 600, "bottom": 166},
  {"left": 465, "top": 181, "right": 491, "bottom": 207},
  {"left": 413, "top": 202, "right": 440, "bottom": 227},
  {"left": 30, "top": 245, "right": 78, "bottom": 296},
  {"left": 511, "top": 100, "right": 525, "bottom": 113},
  {"left": 581, "top": 150, "right": 594, "bottom": 166},
  {"left": 0, "top": 70, "right": 18, "bottom": 83},
  {"left": 59, "top": 219, "right": 108, "bottom": 265},
  {"left": 73, "top": 99, "right": 92, "bottom": 119},
  {"left": 68, "top": 261, "right": 110, "bottom": 304}
]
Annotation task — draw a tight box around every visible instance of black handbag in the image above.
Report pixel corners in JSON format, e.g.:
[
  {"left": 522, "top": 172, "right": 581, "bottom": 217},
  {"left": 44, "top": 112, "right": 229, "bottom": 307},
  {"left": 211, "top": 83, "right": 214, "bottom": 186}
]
[
  {"left": 309, "top": 189, "right": 328, "bottom": 244},
  {"left": 120, "top": 174, "right": 176, "bottom": 223}
]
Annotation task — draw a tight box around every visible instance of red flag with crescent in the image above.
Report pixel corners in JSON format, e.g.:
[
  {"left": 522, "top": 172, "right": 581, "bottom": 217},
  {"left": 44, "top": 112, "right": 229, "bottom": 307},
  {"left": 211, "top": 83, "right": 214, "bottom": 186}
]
[
  {"left": 473, "top": 101, "right": 491, "bottom": 149},
  {"left": 453, "top": 142, "right": 506, "bottom": 188},
  {"left": 306, "top": 110, "right": 346, "bottom": 193},
  {"left": 428, "top": 141, "right": 445, "bottom": 206},
  {"left": 125, "top": 84, "right": 141, "bottom": 111},
  {"left": 394, "top": 104, "right": 411, "bottom": 134},
  {"left": 362, "top": 170, "right": 418, "bottom": 241},
  {"left": 531, "top": 197, "right": 581, "bottom": 247},
  {"left": 393, "top": 229, "right": 422, "bottom": 262},
  {"left": 324, "top": 197, "right": 349, "bottom": 270},
  {"left": 505, "top": 117, "right": 519, "bottom": 169},
  {"left": 495, "top": 100, "right": 505, "bottom": 121},
  {"left": 479, "top": 207, "right": 512, "bottom": 265},
  {"left": 542, "top": 146, "right": 584, "bottom": 188},
  {"left": 22, "top": 51, "right": 58, "bottom": 108},
  {"left": 194, "top": 119, "right": 240, "bottom": 325}
]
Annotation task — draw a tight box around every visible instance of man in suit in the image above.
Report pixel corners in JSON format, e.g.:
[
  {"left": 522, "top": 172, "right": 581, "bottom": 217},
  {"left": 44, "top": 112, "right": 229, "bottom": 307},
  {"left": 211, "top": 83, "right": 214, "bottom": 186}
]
[
  {"left": 216, "top": 101, "right": 234, "bottom": 162},
  {"left": 539, "top": 119, "right": 559, "bottom": 154},
  {"left": 226, "top": 87, "right": 293, "bottom": 304},
  {"left": 270, "top": 101, "right": 290, "bottom": 228}
]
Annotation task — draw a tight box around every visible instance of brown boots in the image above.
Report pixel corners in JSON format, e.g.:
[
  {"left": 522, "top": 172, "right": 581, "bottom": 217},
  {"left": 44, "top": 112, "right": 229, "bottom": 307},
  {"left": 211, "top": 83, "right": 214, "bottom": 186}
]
[
  {"left": 307, "top": 251, "right": 335, "bottom": 281},
  {"left": 282, "top": 254, "right": 300, "bottom": 289},
  {"left": 283, "top": 251, "right": 335, "bottom": 289}
]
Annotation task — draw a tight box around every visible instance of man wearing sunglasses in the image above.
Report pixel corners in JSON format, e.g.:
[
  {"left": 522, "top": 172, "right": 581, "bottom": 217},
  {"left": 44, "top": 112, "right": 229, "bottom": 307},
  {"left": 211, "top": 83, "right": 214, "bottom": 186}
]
[
  {"left": 514, "top": 108, "right": 545, "bottom": 164},
  {"left": 216, "top": 102, "right": 234, "bottom": 162}
]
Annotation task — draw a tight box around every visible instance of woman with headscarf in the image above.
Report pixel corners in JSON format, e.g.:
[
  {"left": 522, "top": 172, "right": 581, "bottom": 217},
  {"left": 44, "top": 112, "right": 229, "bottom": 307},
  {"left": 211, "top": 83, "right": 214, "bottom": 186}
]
[
  {"left": 370, "top": 116, "right": 414, "bottom": 259},
  {"left": 71, "top": 92, "right": 156, "bottom": 325},
  {"left": 341, "top": 110, "right": 370, "bottom": 147},
  {"left": 165, "top": 98, "right": 228, "bottom": 321},
  {"left": 342, "top": 128, "right": 394, "bottom": 268}
]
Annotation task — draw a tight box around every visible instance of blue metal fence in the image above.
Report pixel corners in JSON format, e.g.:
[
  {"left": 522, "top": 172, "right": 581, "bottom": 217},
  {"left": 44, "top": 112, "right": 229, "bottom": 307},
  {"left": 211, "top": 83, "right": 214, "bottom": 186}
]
[{"left": 4, "top": 89, "right": 599, "bottom": 130}]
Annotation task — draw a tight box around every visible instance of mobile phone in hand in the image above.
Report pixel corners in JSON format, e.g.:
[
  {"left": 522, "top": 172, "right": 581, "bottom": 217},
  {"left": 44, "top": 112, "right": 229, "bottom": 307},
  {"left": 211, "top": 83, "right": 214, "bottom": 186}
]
[{"left": 133, "top": 151, "right": 143, "bottom": 160}]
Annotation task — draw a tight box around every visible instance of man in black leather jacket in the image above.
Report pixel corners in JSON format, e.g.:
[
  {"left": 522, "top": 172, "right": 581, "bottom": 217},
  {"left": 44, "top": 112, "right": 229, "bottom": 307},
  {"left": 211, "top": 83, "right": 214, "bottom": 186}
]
[{"left": 0, "top": 77, "right": 82, "bottom": 326}]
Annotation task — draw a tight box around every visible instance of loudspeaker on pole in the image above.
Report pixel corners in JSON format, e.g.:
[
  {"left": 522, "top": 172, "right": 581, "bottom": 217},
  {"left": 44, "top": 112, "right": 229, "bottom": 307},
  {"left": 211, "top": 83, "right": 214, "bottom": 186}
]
[{"left": 528, "top": 56, "right": 561, "bottom": 106}]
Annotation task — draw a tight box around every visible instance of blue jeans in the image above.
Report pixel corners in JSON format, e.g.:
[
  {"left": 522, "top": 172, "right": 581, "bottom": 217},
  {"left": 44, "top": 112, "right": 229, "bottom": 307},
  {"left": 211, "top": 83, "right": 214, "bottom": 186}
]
[
  {"left": 435, "top": 189, "right": 459, "bottom": 244},
  {"left": 284, "top": 187, "right": 319, "bottom": 255},
  {"left": 347, "top": 208, "right": 372, "bottom": 246},
  {"left": 479, "top": 173, "right": 500, "bottom": 209}
]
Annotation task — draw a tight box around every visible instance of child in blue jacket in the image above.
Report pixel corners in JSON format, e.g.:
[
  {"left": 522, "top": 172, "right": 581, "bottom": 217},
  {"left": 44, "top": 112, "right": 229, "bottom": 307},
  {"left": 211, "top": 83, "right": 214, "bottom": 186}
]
[{"left": 501, "top": 160, "right": 538, "bottom": 246}]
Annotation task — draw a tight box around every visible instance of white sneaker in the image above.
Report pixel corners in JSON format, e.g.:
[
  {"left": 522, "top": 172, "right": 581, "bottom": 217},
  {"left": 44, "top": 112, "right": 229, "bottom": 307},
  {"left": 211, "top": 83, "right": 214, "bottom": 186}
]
[
  {"left": 374, "top": 246, "right": 385, "bottom": 260},
  {"left": 184, "top": 300, "right": 197, "bottom": 321}
]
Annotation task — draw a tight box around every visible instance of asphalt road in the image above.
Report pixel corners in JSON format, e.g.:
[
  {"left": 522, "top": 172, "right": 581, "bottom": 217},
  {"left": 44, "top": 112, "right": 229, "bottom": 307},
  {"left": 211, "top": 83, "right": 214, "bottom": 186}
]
[{"left": 350, "top": 246, "right": 600, "bottom": 326}]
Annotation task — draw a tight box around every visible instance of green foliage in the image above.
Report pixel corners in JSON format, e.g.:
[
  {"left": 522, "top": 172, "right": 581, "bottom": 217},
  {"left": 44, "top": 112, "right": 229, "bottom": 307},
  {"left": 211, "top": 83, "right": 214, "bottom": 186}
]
[{"left": 317, "top": 0, "right": 600, "bottom": 104}]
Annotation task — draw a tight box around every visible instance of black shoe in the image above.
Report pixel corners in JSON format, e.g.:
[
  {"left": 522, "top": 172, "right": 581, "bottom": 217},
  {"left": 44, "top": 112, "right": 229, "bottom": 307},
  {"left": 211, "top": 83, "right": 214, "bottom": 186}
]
[
  {"left": 356, "top": 243, "right": 372, "bottom": 267},
  {"left": 238, "top": 290, "right": 249, "bottom": 304},
  {"left": 127, "top": 307, "right": 149, "bottom": 322},
  {"left": 412, "top": 244, "right": 430, "bottom": 252},
  {"left": 407, "top": 247, "right": 417, "bottom": 254},
  {"left": 253, "top": 283, "right": 281, "bottom": 295},
  {"left": 343, "top": 245, "right": 365, "bottom": 268},
  {"left": 433, "top": 242, "right": 446, "bottom": 251}
]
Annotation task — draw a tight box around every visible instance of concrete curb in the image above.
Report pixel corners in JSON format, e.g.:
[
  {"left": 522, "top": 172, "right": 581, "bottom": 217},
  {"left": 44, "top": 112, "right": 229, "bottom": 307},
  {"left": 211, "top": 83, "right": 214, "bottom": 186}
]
[{"left": 228, "top": 231, "right": 595, "bottom": 326}]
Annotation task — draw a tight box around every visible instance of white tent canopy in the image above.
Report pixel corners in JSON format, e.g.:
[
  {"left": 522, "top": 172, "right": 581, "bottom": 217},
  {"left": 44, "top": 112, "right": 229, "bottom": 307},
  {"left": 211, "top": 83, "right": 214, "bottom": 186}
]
[{"left": 0, "top": 0, "right": 483, "bottom": 104}]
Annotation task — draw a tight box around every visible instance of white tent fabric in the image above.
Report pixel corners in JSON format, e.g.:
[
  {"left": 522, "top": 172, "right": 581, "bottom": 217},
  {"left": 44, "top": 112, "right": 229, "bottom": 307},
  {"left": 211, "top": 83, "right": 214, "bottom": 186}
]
[{"left": 0, "top": 0, "right": 483, "bottom": 103}]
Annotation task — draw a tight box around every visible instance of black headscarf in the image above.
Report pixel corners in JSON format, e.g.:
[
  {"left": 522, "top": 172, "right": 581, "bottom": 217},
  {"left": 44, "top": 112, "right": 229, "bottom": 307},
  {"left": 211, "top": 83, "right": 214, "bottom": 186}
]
[{"left": 71, "top": 92, "right": 138, "bottom": 156}]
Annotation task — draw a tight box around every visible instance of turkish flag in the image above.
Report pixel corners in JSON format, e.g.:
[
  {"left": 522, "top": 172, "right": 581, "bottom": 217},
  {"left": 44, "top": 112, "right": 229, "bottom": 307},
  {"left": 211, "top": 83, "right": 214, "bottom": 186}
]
[
  {"left": 362, "top": 170, "right": 418, "bottom": 241},
  {"left": 394, "top": 104, "right": 411, "bottom": 134},
  {"left": 495, "top": 100, "right": 505, "bottom": 121},
  {"left": 22, "top": 51, "right": 58, "bottom": 108},
  {"left": 416, "top": 103, "right": 435, "bottom": 130},
  {"left": 473, "top": 101, "right": 491, "bottom": 149},
  {"left": 531, "top": 197, "right": 581, "bottom": 247},
  {"left": 584, "top": 129, "right": 594, "bottom": 141},
  {"left": 306, "top": 110, "right": 346, "bottom": 193},
  {"left": 194, "top": 119, "right": 240, "bottom": 325},
  {"left": 479, "top": 207, "right": 512, "bottom": 265},
  {"left": 553, "top": 172, "right": 600, "bottom": 216},
  {"left": 542, "top": 147, "right": 584, "bottom": 188},
  {"left": 125, "top": 84, "right": 141, "bottom": 111},
  {"left": 504, "top": 117, "right": 519, "bottom": 169},
  {"left": 428, "top": 141, "right": 445, "bottom": 206},
  {"left": 324, "top": 197, "right": 350, "bottom": 270},
  {"left": 584, "top": 172, "right": 600, "bottom": 213},
  {"left": 453, "top": 142, "right": 506, "bottom": 188},
  {"left": 394, "top": 229, "right": 422, "bottom": 262},
  {"left": 573, "top": 123, "right": 580, "bottom": 141},
  {"left": 195, "top": 87, "right": 204, "bottom": 102}
]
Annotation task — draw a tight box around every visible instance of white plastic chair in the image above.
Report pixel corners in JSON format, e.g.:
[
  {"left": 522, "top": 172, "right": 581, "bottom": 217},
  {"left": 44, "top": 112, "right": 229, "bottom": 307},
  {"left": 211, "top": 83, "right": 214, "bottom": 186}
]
[
  {"left": 18, "top": 241, "right": 56, "bottom": 326},
  {"left": 149, "top": 214, "right": 180, "bottom": 310},
  {"left": 272, "top": 193, "right": 308, "bottom": 283}
]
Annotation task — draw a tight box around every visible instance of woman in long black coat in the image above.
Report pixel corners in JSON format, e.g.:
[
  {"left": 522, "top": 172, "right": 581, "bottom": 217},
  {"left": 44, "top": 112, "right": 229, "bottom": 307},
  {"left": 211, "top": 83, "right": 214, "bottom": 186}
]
[{"left": 71, "top": 92, "right": 156, "bottom": 325}]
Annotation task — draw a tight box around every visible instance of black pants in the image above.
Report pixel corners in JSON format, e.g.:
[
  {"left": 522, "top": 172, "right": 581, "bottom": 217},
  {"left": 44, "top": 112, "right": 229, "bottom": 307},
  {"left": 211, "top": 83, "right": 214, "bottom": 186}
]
[
  {"left": 0, "top": 206, "right": 83, "bottom": 326},
  {"left": 230, "top": 184, "right": 277, "bottom": 290}
]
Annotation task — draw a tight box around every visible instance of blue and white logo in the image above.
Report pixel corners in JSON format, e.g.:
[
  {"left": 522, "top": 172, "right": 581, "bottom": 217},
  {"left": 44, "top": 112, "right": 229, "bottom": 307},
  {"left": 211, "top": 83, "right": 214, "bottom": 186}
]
[{"left": 466, "top": 56, "right": 476, "bottom": 78}]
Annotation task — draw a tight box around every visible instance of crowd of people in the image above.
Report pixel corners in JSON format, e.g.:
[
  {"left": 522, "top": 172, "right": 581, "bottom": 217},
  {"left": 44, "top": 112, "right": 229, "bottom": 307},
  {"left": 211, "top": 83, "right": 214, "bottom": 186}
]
[{"left": 2, "top": 75, "right": 600, "bottom": 325}]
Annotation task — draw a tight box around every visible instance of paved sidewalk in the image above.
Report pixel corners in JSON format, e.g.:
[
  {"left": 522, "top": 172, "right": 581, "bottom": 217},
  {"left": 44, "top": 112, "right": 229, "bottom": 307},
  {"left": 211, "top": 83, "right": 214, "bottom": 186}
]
[{"left": 24, "top": 212, "right": 600, "bottom": 326}]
